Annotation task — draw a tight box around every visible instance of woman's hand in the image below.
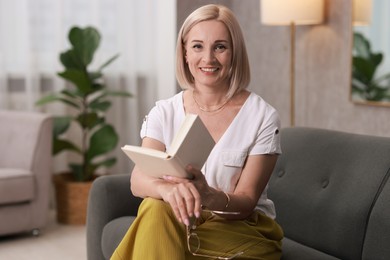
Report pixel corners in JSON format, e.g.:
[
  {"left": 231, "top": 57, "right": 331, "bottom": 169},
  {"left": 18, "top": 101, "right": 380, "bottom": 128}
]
[{"left": 159, "top": 165, "right": 209, "bottom": 226}]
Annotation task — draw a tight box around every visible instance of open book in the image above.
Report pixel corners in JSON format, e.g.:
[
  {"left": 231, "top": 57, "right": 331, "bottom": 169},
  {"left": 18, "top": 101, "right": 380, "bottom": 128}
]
[{"left": 121, "top": 114, "right": 215, "bottom": 179}]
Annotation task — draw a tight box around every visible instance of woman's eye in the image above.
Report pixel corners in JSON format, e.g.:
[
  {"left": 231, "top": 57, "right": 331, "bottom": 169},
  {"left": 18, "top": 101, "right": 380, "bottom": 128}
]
[
  {"left": 192, "top": 44, "right": 202, "bottom": 50},
  {"left": 215, "top": 44, "right": 227, "bottom": 52}
]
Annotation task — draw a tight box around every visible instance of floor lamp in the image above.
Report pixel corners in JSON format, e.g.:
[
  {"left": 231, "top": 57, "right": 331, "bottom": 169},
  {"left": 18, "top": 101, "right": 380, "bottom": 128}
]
[
  {"left": 261, "top": 0, "right": 324, "bottom": 126},
  {"left": 353, "top": 0, "right": 372, "bottom": 26}
]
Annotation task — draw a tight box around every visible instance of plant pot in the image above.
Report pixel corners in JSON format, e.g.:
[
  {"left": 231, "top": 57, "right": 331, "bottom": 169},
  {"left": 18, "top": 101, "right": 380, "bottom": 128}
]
[{"left": 53, "top": 173, "right": 93, "bottom": 225}]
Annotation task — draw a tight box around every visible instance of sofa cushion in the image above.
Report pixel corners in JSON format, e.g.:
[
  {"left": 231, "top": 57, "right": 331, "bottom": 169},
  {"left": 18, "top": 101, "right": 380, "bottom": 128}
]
[
  {"left": 0, "top": 169, "right": 35, "bottom": 205},
  {"left": 282, "top": 238, "right": 340, "bottom": 260},
  {"left": 268, "top": 128, "right": 390, "bottom": 260},
  {"left": 101, "top": 216, "right": 135, "bottom": 259}
]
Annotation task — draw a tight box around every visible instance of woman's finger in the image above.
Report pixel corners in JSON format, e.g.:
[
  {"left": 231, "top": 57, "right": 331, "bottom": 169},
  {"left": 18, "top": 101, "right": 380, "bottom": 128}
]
[
  {"left": 163, "top": 185, "right": 183, "bottom": 224},
  {"left": 162, "top": 175, "right": 190, "bottom": 183},
  {"left": 188, "top": 184, "right": 202, "bottom": 218},
  {"left": 173, "top": 186, "right": 191, "bottom": 226}
]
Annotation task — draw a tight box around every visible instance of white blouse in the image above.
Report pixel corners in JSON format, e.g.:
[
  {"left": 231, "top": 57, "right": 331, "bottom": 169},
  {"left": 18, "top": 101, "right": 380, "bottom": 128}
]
[{"left": 140, "top": 91, "right": 281, "bottom": 218}]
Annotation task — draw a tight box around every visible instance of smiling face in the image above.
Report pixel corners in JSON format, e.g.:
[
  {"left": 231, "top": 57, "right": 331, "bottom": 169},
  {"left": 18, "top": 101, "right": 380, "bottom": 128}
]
[{"left": 184, "top": 20, "right": 232, "bottom": 90}]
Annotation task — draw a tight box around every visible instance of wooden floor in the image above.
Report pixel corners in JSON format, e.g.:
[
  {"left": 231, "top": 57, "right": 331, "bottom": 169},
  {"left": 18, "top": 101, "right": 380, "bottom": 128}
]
[{"left": 0, "top": 210, "right": 86, "bottom": 260}]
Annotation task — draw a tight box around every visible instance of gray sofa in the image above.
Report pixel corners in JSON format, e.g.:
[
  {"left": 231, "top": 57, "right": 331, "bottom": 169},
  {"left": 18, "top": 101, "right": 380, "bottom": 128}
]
[
  {"left": 87, "top": 127, "right": 390, "bottom": 260},
  {"left": 0, "top": 110, "right": 52, "bottom": 236}
]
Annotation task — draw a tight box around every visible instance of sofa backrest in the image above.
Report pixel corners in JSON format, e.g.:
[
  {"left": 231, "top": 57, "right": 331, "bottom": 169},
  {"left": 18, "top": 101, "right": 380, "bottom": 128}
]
[
  {"left": 268, "top": 127, "right": 390, "bottom": 260},
  {"left": 0, "top": 110, "right": 51, "bottom": 170}
]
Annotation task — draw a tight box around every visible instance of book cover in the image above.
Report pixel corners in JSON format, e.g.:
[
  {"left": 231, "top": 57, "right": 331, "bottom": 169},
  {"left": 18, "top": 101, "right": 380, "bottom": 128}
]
[{"left": 121, "top": 114, "right": 215, "bottom": 178}]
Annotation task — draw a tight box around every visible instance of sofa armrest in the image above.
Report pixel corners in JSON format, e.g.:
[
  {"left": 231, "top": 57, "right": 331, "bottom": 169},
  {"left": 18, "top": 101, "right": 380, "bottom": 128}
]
[
  {"left": 30, "top": 115, "right": 52, "bottom": 228},
  {"left": 86, "top": 174, "right": 142, "bottom": 260}
]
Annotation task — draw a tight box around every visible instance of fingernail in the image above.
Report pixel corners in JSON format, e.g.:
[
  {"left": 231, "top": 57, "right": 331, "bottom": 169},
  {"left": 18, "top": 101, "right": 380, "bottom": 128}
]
[
  {"left": 184, "top": 218, "right": 190, "bottom": 226},
  {"left": 195, "top": 212, "right": 200, "bottom": 218}
]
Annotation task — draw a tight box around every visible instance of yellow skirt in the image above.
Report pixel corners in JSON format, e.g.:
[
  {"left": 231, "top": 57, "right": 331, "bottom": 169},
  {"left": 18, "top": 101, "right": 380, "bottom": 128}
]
[{"left": 111, "top": 198, "right": 283, "bottom": 260}]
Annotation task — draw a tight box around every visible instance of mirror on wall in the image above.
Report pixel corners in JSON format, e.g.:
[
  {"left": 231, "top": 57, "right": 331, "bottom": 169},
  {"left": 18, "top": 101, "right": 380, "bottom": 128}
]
[{"left": 351, "top": 0, "right": 390, "bottom": 106}]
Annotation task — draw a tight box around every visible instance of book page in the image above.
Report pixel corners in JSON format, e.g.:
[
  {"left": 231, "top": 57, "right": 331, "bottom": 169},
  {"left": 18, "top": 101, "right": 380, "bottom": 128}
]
[
  {"left": 171, "top": 114, "right": 215, "bottom": 170},
  {"left": 168, "top": 114, "right": 197, "bottom": 155}
]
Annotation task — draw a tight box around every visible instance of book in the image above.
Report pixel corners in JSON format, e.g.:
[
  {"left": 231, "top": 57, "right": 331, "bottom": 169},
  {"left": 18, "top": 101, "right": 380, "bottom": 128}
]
[{"left": 121, "top": 114, "right": 215, "bottom": 179}]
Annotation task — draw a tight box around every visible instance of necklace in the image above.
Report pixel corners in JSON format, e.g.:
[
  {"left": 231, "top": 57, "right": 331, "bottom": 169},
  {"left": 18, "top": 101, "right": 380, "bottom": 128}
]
[{"left": 192, "top": 90, "right": 230, "bottom": 113}]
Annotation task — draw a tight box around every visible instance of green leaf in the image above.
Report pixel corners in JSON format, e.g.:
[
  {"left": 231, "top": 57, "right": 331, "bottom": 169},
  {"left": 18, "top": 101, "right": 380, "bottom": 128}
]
[
  {"left": 353, "top": 32, "right": 370, "bottom": 59},
  {"left": 353, "top": 57, "right": 376, "bottom": 83},
  {"left": 92, "top": 83, "right": 104, "bottom": 91},
  {"left": 68, "top": 163, "right": 87, "bottom": 182},
  {"left": 53, "top": 138, "right": 81, "bottom": 155},
  {"left": 371, "top": 53, "right": 383, "bottom": 68},
  {"left": 68, "top": 26, "right": 101, "bottom": 67},
  {"left": 90, "top": 100, "right": 111, "bottom": 112},
  {"left": 87, "top": 124, "right": 118, "bottom": 161},
  {"left": 89, "top": 91, "right": 132, "bottom": 109},
  {"left": 53, "top": 116, "right": 72, "bottom": 137},
  {"left": 98, "top": 54, "right": 120, "bottom": 71},
  {"left": 89, "top": 72, "right": 103, "bottom": 81},
  {"left": 58, "top": 69, "right": 92, "bottom": 94},
  {"left": 35, "top": 93, "right": 80, "bottom": 109},
  {"left": 61, "top": 89, "right": 81, "bottom": 99},
  {"left": 35, "top": 94, "right": 60, "bottom": 106},
  {"left": 60, "top": 49, "right": 84, "bottom": 70},
  {"left": 76, "top": 112, "right": 101, "bottom": 130}
]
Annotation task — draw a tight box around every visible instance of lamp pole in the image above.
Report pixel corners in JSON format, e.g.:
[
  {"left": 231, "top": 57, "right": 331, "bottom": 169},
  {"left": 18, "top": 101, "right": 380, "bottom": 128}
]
[
  {"left": 290, "top": 22, "right": 296, "bottom": 127},
  {"left": 261, "top": 0, "right": 324, "bottom": 127}
]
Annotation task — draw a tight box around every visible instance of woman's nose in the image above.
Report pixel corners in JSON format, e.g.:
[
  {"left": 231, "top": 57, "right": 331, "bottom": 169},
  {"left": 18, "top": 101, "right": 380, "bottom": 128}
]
[{"left": 202, "top": 48, "right": 216, "bottom": 63}]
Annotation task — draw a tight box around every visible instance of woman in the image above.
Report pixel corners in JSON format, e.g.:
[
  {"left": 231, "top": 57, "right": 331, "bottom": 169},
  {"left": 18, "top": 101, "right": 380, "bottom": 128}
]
[{"left": 112, "top": 4, "right": 283, "bottom": 260}]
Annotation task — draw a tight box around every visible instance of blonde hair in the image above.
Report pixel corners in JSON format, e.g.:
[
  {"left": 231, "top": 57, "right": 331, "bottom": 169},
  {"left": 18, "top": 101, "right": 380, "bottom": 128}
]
[{"left": 176, "top": 4, "right": 250, "bottom": 98}]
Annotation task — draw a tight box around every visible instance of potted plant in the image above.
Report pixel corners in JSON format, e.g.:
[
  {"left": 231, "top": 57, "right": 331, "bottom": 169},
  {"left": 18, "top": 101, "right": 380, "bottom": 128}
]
[
  {"left": 36, "top": 26, "right": 132, "bottom": 224},
  {"left": 352, "top": 32, "right": 390, "bottom": 102}
]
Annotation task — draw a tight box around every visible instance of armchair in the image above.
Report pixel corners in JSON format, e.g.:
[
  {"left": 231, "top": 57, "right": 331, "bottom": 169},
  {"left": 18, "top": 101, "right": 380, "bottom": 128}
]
[{"left": 0, "top": 110, "right": 52, "bottom": 236}]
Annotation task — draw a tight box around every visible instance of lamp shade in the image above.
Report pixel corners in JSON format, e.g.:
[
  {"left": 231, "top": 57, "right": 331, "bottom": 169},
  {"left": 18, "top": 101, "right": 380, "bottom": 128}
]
[
  {"left": 261, "top": 0, "right": 324, "bottom": 25},
  {"left": 353, "top": 0, "right": 372, "bottom": 26}
]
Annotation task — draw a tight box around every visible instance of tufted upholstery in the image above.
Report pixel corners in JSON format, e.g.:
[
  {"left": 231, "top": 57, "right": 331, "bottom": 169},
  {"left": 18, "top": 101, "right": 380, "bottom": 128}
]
[{"left": 268, "top": 127, "right": 390, "bottom": 260}]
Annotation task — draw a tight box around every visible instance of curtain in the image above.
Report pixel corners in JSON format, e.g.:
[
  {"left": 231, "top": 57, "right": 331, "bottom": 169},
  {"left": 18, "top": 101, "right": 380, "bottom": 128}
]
[{"left": 0, "top": 0, "right": 177, "bottom": 174}]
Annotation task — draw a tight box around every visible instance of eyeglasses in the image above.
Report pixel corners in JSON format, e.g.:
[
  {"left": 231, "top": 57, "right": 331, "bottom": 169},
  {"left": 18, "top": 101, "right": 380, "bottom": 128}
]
[{"left": 186, "top": 209, "right": 244, "bottom": 259}]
